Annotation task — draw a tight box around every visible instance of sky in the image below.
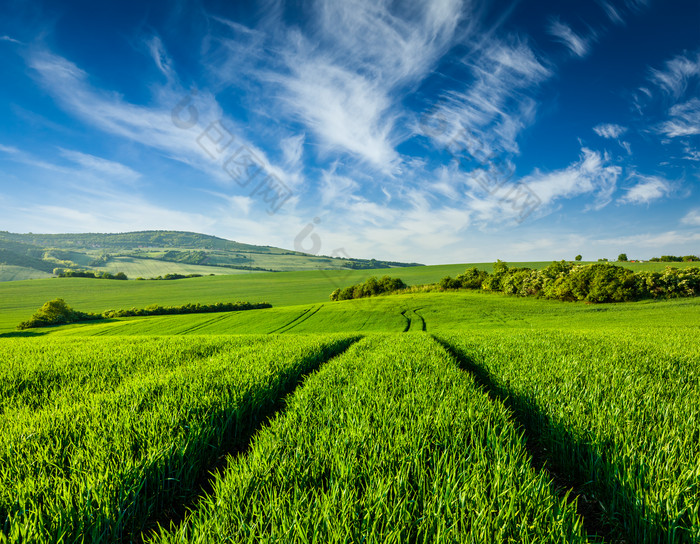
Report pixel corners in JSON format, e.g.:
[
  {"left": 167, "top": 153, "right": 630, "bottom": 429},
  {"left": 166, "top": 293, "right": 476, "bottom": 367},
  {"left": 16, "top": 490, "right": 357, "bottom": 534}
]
[{"left": 0, "top": 0, "right": 699, "bottom": 264}]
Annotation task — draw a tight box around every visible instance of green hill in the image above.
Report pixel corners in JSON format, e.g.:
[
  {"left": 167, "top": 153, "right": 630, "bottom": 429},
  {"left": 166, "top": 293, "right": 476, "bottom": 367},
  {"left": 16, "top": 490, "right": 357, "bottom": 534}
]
[{"left": 0, "top": 230, "right": 423, "bottom": 281}]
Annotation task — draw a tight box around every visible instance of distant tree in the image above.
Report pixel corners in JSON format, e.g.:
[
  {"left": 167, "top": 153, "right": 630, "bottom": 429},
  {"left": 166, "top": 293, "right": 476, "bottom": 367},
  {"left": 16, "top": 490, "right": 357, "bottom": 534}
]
[
  {"left": 617, "top": 253, "right": 628, "bottom": 262},
  {"left": 575, "top": 255, "right": 582, "bottom": 261}
]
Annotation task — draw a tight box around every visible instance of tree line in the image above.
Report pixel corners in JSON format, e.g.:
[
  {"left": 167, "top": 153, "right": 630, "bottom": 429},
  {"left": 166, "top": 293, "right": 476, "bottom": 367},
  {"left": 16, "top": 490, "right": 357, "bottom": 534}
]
[
  {"left": 17, "top": 299, "right": 271, "bottom": 330},
  {"left": 329, "top": 261, "right": 700, "bottom": 304}
]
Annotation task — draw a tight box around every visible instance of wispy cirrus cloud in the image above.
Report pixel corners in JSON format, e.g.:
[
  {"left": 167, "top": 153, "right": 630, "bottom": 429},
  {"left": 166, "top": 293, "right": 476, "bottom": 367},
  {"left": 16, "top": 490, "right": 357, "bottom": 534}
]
[
  {"left": 548, "top": 19, "right": 592, "bottom": 58},
  {"left": 618, "top": 174, "right": 673, "bottom": 205},
  {"left": 598, "top": 1, "right": 625, "bottom": 25},
  {"left": 0, "top": 35, "right": 22, "bottom": 44},
  {"left": 422, "top": 38, "right": 551, "bottom": 158},
  {"left": 593, "top": 123, "right": 627, "bottom": 139},
  {"left": 27, "top": 49, "right": 303, "bottom": 199},
  {"left": 58, "top": 148, "right": 142, "bottom": 184},
  {"left": 648, "top": 50, "right": 700, "bottom": 99},
  {"left": 147, "top": 36, "right": 176, "bottom": 82},
  {"left": 260, "top": 0, "right": 467, "bottom": 171},
  {"left": 0, "top": 143, "right": 21, "bottom": 154},
  {"left": 659, "top": 98, "right": 700, "bottom": 137}
]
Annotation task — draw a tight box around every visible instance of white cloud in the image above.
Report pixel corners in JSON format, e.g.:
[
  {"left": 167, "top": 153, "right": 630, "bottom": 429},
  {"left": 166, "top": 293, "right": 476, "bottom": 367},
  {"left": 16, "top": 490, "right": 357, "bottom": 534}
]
[
  {"left": 618, "top": 174, "right": 672, "bottom": 205},
  {"left": 58, "top": 149, "right": 141, "bottom": 183},
  {"left": 280, "top": 133, "right": 305, "bottom": 169},
  {"left": 520, "top": 147, "right": 621, "bottom": 211},
  {"left": 649, "top": 51, "right": 700, "bottom": 99},
  {"left": 593, "top": 123, "right": 627, "bottom": 139},
  {"left": 548, "top": 19, "right": 592, "bottom": 58},
  {"left": 227, "top": 0, "right": 468, "bottom": 171},
  {"left": 659, "top": 98, "right": 700, "bottom": 138},
  {"left": 681, "top": 209, "right": 700, "bottom": 226},
  {"left": 274, "top": 54, "right": 399, "bottom": 169},
  {"left": 422, "top": 39, "right": 551, "bottom": 158},
  {"left": 147, "top": 36, "right": 175, "bottom": 82},
  {"left": 598, "top": 1, "right": 625, "bottom": 24},
  {"left": 0, "top": 35, "right": 21, "bottom": 44},
  {"left": 27, "top": 50, "right": 302, "bottom": 199},
  {"left": 0, "top": 144, "right": 20, "bottom": 154}
]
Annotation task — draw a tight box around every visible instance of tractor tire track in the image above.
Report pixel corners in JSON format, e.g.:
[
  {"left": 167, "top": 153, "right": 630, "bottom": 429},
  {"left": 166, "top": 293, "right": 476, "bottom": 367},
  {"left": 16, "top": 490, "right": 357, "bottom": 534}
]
[{"left": 275, "top": 305, "right": 324, "bottom": 333}]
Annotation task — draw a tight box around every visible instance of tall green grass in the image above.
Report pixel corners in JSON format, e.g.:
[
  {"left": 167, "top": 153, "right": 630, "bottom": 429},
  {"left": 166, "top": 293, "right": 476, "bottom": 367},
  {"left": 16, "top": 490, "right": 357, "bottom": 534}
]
[
  {"left": 438, "top": 329, "right": 700, "bottom": 543},
  {"left": 152, "top": 335, "right": 590, "bottom": 543},
  {"left": 0, "top": 334, "right": 357, "bottom": 543}
]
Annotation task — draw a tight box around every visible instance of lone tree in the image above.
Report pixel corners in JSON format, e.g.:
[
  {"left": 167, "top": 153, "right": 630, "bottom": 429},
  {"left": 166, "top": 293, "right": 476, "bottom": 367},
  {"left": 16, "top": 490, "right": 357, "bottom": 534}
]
[
  {"left": 617, "top": 253, "right": 628, "bottom": 262},
  {"left": 575, "top": 255, "right": 582, "bottom": 261}
]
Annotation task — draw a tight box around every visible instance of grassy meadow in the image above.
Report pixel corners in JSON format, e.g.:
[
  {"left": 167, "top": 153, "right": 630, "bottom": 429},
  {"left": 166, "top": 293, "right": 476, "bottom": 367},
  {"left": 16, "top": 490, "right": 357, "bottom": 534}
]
[{"left": 1, "top": 261, "right": 698, "bottom": 543}]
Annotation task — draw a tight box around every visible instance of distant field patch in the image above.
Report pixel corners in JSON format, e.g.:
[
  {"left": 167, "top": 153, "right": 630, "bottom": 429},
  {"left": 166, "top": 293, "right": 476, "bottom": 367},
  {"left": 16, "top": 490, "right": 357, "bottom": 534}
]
[
  {"left": 94, "top": 256, "right": 251, "bottom": 278},
  {"left": 0, "top": 265, "right": 52, "bottom": 282}
]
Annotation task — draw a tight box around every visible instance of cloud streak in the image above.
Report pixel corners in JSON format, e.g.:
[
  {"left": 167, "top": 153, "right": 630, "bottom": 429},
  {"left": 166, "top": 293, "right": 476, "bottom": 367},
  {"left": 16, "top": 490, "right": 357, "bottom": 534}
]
[
  {"left": 618, "top": 174, "right": 672, "bottom": 205},
  {"left": 548, "top": 19, "right": 592, "bottom": 58},
  {"left": 593, "top": 123, "right": 627, "bottom": 139}
]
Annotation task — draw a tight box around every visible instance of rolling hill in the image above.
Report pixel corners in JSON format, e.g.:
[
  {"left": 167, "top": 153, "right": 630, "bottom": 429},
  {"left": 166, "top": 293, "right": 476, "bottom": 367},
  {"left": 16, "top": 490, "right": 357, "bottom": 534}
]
[{"left": 0, "top": 230, "right": 422, "bottom": 281}]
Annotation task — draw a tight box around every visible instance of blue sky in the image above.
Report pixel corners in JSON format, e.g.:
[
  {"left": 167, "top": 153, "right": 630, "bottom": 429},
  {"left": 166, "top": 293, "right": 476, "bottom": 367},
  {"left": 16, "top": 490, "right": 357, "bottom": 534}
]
[{"left": 0, "top": 0, "right": 699, "bottom": 263}]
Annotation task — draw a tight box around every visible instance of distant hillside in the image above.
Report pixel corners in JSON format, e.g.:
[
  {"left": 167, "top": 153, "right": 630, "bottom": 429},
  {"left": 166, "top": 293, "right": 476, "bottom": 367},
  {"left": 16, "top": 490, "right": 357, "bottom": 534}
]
[{"left": 0, "top": 230, "right": 423, "bottom": 282}]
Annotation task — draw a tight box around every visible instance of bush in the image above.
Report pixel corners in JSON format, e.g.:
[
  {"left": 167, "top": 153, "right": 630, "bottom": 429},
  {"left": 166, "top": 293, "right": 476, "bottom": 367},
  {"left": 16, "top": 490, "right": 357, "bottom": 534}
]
[
  {"left": 330, "top": 276, "right": 407, "bottom": 301},
  {"left": 102, "top": 301, "right": 271, "bottom": 318},
  {"left": 330, "top": 261, "right": 700, "bottom": 305},
  {"left": 17, "top": 299, "right": 101, "bottom": 330}
]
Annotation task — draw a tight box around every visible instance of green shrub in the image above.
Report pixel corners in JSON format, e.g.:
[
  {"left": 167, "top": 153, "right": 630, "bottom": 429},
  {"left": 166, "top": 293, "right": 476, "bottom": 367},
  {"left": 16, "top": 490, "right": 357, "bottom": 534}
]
[
  {"left": 17, "top": 299, "right": 101, "bottom": 329},
  {"left": 329, "top": 276, "right": 406, "bottom": 301}
]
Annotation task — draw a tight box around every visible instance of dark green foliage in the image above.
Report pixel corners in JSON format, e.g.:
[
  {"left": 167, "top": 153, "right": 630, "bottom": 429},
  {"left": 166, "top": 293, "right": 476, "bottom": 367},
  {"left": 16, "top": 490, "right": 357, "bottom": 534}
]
[
  {"left": 438, "top": 267, "right": 489, "bottom": 291},
  {"left": 650, "top": 255, "right": 700, "bottom": 262},
  {"left": 575, "top": 255, "right": 582, "bottom": 261},
  {"left": 617, "top": 253, "right": 628, "bottom": 262},
  {"left": 345, "top": 261, "right": 700, "bottom": 304},
  {"left": 18, "top": 299, "right": 271, "bottom": 329},
  {"left": 330, "top": 276, "right": 407, "bottom": 301},
  {"left": 17, "top": 299, "right": 101, "bottom": 329},
  {"left": 0, "top": 248, "right": 56, "bottom": 273},
  {"left": 102, "top": 301, "right": 271, "bottom": 318},
  {"left": 147, "top": 273, "right": 203, "bottom": 280},
  {"left": 55, "top": 269, "right": 128, "bottom": 280}
]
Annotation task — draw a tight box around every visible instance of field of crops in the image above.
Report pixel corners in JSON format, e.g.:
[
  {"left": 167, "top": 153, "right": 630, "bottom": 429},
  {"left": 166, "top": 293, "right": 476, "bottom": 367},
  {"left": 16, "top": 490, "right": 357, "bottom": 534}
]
[
  {"left": 1, "top": 273, "right": 699, "bottom": 542},
  {"left": 0, "top": 334, "right": 358, "bottom": 542},
  {"left": 437, "top": 329, "right": 700, "bottom": 543},
  {"left": 5, "top": 259, "right": 696, "bottom": 334}
]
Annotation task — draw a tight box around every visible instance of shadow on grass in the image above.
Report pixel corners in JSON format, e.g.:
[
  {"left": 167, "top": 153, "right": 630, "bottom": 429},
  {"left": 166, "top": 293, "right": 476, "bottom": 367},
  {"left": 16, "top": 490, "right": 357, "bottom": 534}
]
[
  {"left": 433, "top": 336, "right": 685, "bottom": 544},
  {"left": 0, "top": 330, "right": 49, "bottom": 338},
  {"left": 132, "top": 335, "right": 363, "bottom": 544}
]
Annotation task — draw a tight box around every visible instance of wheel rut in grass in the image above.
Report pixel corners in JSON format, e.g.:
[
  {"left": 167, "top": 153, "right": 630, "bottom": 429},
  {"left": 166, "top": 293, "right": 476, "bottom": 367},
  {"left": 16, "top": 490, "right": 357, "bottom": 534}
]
[
  {"left": 433, "top": 336, "right": 619, "bottom": 544},
  {"left": 267, "top": 305, "right": 323, "bottom": 334},
  {"left": 400, "top": 309, "right": 427, "bottom": 332},
  {"left": 135, "top": 335, "right": 361, "bottom": 544}
]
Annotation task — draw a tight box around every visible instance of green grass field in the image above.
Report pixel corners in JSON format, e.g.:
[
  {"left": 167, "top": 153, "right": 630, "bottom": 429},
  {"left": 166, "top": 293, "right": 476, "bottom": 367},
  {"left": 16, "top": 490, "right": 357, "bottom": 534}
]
[
  {"left": 1, "top": 262, "right": 699, "bottom": 543},
  {"left": 93, "top": 256, "right": 252, "bottom": 278},
  {"left": 0, "top": 265, "right": 52, "bottom": 282},
  {"left": 5, "top": 259, "right": 695, "bottom": 334}
]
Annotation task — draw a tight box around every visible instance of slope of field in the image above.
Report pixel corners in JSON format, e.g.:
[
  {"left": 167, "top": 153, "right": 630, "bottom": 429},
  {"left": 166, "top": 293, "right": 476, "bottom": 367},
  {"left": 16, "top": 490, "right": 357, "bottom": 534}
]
[
  {"left": 2, "top": 268, "right": 699, "bottom": 542},
  {"left": 0, "top": 334, "right": 358, "bottom": 542},
  {"left": 92, "top": 256, "right": 252, "bottom": 278},
  {"left": 0, "top": 265, "right": 52, "bottom": 282},
  {"left": 0, "top": 230, "right": 423, "bottom": 278},
  {"left": 153, "top": 335, "right": 588, "bottom": 543},
  {"left": 42, "top": 291, "right": 700, "bottom": 338},
  {"left": 0, "top": 264, "right": 470, "bottom": 334},
  {"left": 438, "top": 329, "right": 700, "bottom": 543}
]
